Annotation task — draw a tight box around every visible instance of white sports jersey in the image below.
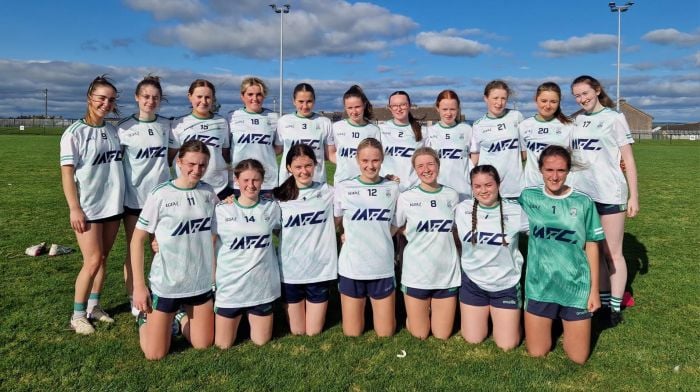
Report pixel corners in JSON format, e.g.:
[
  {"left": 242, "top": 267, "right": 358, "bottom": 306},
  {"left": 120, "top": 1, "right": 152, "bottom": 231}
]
[
  {"left": 136, "top": 181, "right": 217, "bottom": 298},
  {"left": 395, "top": 185, "right": 461, "bottom": 290},
  {"left": 170, "top": 113, "right": 230, "bottom": 193},
  {"left": 518, "top": 116, "right": 574, "bottom": 188},
  {"left": 213, "top": 198, "right": 281, "bottom": 308},
  {"left": 455, "top": 199, "right": 528, "bottom": 292},
  {"left": 331, "top": 119, "right": 381, "bottom": 184},
  {"left": 118, "top": 115, "right": 172, "bottom": 209},
  {"left": 471, "top": 110, "right": 524, "bottom": 198},
  {"left": 227, "top": 108, "right": 279, "bottom": 190},
  {"left": 275, "top": 113, "right": 333, "bottom": 185},
  {"left": 334, "top": 177, "right": 399, "bottom": 280},
  {"left": 570, "top": 108, "right": 635, "bottom": 204},
  {"left": 379, "top": 120, "right": 424, "bottom": 192},
  {"left": 425, "top": 122, "right": 473, "bottom": 199},
  {"left": 278, "top": 182, "right": 338, "bottom": 283},
  {"left": 59, "top": 120, "right": 124, "bottom": 220}
]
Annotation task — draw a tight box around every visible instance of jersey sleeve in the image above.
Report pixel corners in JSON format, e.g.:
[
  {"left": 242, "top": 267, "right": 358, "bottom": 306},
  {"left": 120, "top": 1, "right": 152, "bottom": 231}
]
[
  {"left": 168, "top": 118, "right": 182, "bottom": 149},
  {"left": 322, "top": 117, "right": 334, "bottom": 147},
  {"left": 470, "top": 125, "right": 481, "bottom": 154},
  {"left": 221, "top": 119, "right": 231, "bottom": 149},
  {"left": 613, "top": 112, "right": 634, "bottom": 147},
  {"left": 584, "top": 199, "right": 605, "bottom": 242},
  {"left": 59, "top": 130, "right": 80, "bottom": 166},
  {"left": 136, "top": 191, "right": 161, "bottom": 234},
  {"left": 269, "top": 201, "right": 282, "bottom": 230}
]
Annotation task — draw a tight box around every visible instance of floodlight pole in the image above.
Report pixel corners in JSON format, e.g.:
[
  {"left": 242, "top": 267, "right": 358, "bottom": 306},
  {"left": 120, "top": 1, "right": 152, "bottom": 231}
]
[
  {"left": 609, "top": 1, "right": 634, "bottom": 112},
  {"left": 270, "top": 4, "right": 290, "bottom": 116}
]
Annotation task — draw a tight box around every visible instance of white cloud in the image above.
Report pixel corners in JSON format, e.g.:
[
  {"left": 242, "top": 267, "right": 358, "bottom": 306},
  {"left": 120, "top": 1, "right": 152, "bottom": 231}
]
[
  {"left": 416, "top": 31, "right": 490, "bottom": 57},
  {"left": 642, "top": 28, "right": 700, "bottom": 47},
  {"left": 124, "top": 0, "right": 204, "bottom": 20},
  {"left": 539, "top": 34, "right": 617, "bottom": 57}
]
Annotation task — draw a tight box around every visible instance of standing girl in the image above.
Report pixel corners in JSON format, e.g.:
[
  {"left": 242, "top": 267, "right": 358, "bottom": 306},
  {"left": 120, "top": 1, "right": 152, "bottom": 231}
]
[
  {"left": 275, "top": 83, "right": 334, "bottom": 185},
  {"left": 131, "top": 140, "right": 217, "bottom": 360},
  {"left": 334, "top": 138, "right": 400, "bottom": 337},
  {"left": 170, "top": 79, "right": 232, "bottom": 199},
  {"left": 425, "top": 90, "right": 473, "bottom": 200},
  {"left": 471, "top": 80, "right": 524, "bottom": 199},
  {"left": 519, "top": 145, "right": 604, "bottom": 364},
  {"left": 394, "top": 147, "right": 461, "bottom": 340},
  {"left": 118, "top": 75, "right": 172, "bottom": 316},
  {"left": 60, "top": 76, "right": 124, "bottom": 334},
  {"left": 571, "top": 75, "right": 639, "bottom": 326},
  {"left": 213, "top": 159, "right": 281, "bottom": 347},
  {"left": 455, "top": 165, "right": 526, "bottom": 350},
  {"left": 274, "top": 144, "right": 337, "bottom": 336}
]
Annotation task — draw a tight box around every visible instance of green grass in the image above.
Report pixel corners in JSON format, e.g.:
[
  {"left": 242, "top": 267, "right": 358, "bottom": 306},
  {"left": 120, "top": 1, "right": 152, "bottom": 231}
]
[{"left": 1, "top": 135, "right": 699, "bottom": 390}]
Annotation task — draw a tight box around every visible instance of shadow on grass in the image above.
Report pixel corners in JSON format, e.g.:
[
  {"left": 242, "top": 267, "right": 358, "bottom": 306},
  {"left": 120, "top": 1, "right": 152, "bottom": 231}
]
[{"left": 623, "top": 233, "right": 649, "bottom": 296}]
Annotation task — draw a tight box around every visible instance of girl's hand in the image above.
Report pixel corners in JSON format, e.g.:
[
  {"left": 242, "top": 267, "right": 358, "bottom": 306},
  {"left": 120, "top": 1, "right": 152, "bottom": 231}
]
[
  {"left": 627, "top": 196, "right": 639, "bottom": 218},
  {"left": 587, "top": 291, "right": 601, "bottom": 313},
  {"left": 151, "top": 238, "right": 160, "bottom": 253},
  {"left": 133, "top": 284, "right": 152, "bottom": 314},
  {"left": 384, "top": 174, "right": 400, "bottom": 183},
  {"left": 69, "top": 207, "right": 87, "bottom": 234}
]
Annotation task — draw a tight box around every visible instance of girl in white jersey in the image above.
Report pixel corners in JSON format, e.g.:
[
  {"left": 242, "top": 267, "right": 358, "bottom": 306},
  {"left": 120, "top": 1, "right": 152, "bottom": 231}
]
[
  {"left": 169, "top": 79, "right": 233, "bottom": 199},
  {"left": 455, "top": 165, "right": 527, "bottom": 351},
  {"left": 131, "top": 140, "right": 217, "bottom": 360},
  {"left": 395, "top": 147, "right": 460, "bottom": 340},
  {"left": 273, "top": 144, "right": 337, "bottom": 336},
  {"left": 60, "top": 76, "right": 124, "bottom": 335},
  {"left": 571, "top": 75, "right": 639, "bottom": 327},
  {"left": 118, "top": 75, "right": 172, "bottom": 317},
  {"left": 471, "top": 80, "right": 524, "bottom": 199},
  {"left": 227, "top": 77, "right": 279, "bottom": 196},
  {"left": 328, "top": 85, "right": 380, "bottom": 184},
  {"left": 425, "top": 90, "right": 473, "bottom": 200},
  {"left": 214, "top": 159, "right": 281, "bottom": 347},
  {"left": 519, "top": 82, "right": 574, "bottom": 188},
  {"left": 275, "top": 83, "right": 334, "bottom": 185},
  {"left": 334, "top": 138, "right": 400, "bottom": 337}
]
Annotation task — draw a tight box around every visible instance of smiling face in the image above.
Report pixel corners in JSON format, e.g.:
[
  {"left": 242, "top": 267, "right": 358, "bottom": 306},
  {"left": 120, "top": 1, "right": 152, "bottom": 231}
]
[
  {"left": 242, "top": 84, "right": 265, "bottom": 113},
  {"left": 188, "top": 86, "right": 213, "bottom": 117},
  {"left": 413, "top": 153, "right": 439, "bottom": 188},
  {"left": 135, "top": 85, "right": 161, "bottom": 118},
  {"left": 287, "top": 154, "right": 315, "bottom": 188},
  {"left": 344, "top": 96, "right": 366, "bottom": 125},
  {"left": 471, "top": 172, "right": 500, "bottom": 207},
  {"left": 388, "top": 93, "right": 410, "bottom": 124},
  {"left": 294, "top": 91, "right": 315, "bottom": 117},
  {"left": 357, "top": 145, "right": 383, "bottom": 183},
  {"left": 572, "top": 82, "right": 603, "bottom": 113},
  {"left": 176, "top": 151, "right": 209, "bottom": 187},
  {"left": 540, "top": 155, "right": 570, "bottom": 196},
  {"left": 437, "top": 98, "right": 459, "bottom": 126},
  {"left": 484, "top": 88, "right": 508, "bottom": 117},
  {"left": 236, "top": 168, "right": 263, "bottom": 201},
  {"left": 535, "top": 90, "right": 560, "bottom": 120},
  {"left": 88, "top": 85, "right": 116, "bottom": 123}
]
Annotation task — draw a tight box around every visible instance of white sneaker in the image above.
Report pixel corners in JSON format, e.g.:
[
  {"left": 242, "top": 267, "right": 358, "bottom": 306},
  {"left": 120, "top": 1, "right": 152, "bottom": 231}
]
[
  {"left": 70, "top": 316, "right": 95, "bottom": 335},
  {"left": 25, "top": 242, "right": 47, "bottom": 256},
  {"left": 48, "top": 244, "right": 73, "bottom": 256},
  {"left": 88, "top": 305, "right": 114, "bottom": 323}
]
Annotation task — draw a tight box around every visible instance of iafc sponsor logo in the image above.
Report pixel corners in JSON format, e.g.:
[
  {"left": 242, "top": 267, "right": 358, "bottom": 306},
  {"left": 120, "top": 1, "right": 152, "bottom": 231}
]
[
  {"left": 237, "top": 133, "right": 271, "bottom": 145},
  {"left": 416, "top": 219, "right": 453, "bottom": 232},
  {"left": 291, "top": 139, "right": 321, "bottom": 149},
  {"left": 135, "top": 146, "right": 167, "bottom": 159},
  {"left": 438, "top": 148, "right": 463, "bottom": 160},
  {"left": 526, "top": 141, "right": 549, "bottom": 153},
  {"left": 184, "top": 134, "right": 221, "bottom": 148},
  {"left": 384, "top": 146, "right": 415, "bottom": 157},
  {"left": 171, "top": 217, "right": 212, "bottom": 236},
  {"left": 572, "top": 138, "right": 602, "bottom": 151},
  {"left": 462, "top": 231, "right": 506, "bottom": 246},
  {"left": 339, "top": 147, "right": 357, "bottom": 158},
  {"left": 487, "top": 138, "right": 518, "bottom": 153},
  {"left": 351, "top": 208, "right": 391, "bottom": 221},
  {"left": 229, "top": 234, "right": 271, "bottom": 250},
  {"left": 531, "top": 225, "right": 577, "bottom": 244},
  {"left": 92, "top": 150, "right": 123, "bottom": 165},
  {"left": 284, "top": 210, "right": 327, "bottom": 227}
]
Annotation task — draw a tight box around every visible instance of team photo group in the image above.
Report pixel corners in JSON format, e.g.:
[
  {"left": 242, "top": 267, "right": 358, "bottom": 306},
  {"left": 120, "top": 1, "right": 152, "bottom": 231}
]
[{"left": 59, "top": 72, "right": 638, "bottom": 364}]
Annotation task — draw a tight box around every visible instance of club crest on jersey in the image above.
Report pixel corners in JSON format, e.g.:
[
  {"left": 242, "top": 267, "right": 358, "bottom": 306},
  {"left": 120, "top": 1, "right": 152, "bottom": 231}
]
[
  {"left": 92, "top": 150, "right": 123, "bottom": 165},
  {"left": 385, "top": 189, "right": 392, "bottom": 198},
  {"left": 487, "top": 138, "right": 518, "bottom": 153},
  {"left": 284, "top": 210, "right": 327, "bottom": 227},
  {"left": 229, "top": 234, "right": 271, "bottom": 249},
  {"left": 171, "top": 217, "right": 212, "bottom": 236},
  {"left": 184, "top": 134, "right": 221, "bottom": 148},
  {"left": 384, "top": 146, "right": 415, "bottom": 157},
  {"left": 291, "top": 139, "right": 321, "bottom": 149},
  {"left": 351, "top": 208, "right": 391, "bottom": 221},
  {"left": 462, "top": 231, "right": 506, "bottom": 246},
  {"left": 569, "top": 208, "right": 578, "bottom": 217},
  {"left": 416, "top": 219, "right": 453, "bottom": 233},
  {"left": 531, "top": 225, "right": 577, "bottom": 244},
  {"left": 135, "top": 146, "right": 167, "bottom": 159},
  {"left": 237, "top": 133, "right": 271, "bottom": 145}
]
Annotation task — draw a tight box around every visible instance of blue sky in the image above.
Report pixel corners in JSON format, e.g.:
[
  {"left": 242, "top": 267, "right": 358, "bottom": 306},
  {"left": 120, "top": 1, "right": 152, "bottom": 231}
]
[{"left": 1, "top": 0, "right": 698, "bottom": 122}]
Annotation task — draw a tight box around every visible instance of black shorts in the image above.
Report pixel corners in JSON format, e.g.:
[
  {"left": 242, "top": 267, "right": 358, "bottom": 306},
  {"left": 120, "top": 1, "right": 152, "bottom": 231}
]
[
  {"left": 215, "top": 301, "right": 274, "bottom": 318},
  {"left": 338, "top": 275, "right": 395, "bottom": 299},
  {"left": 595, "top": 202, "right": 627, "bottom": 216},
  {"left": 152, "top": 291, "right": 213, "bottom": 313},
  {"left": 459, "top": 272, "right": 521, "bottom": 309},
  {"left": 400, "top": 285, "right": 459, "bottom": 300},
  {"left": 526, "top": 298, "right": 592, "bottom": 321},
  {"left": 86, "top": 213, "right": 123, "bottom": 224},
  {"left": 123, "top": 206, "right": 142, "bottom": 216},
  {"left": 281, "top": 281, "right": 333, "bottom": 304}
]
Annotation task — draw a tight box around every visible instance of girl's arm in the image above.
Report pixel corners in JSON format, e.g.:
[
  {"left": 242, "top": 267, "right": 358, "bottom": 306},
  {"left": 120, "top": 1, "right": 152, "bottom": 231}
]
[
  {"left": 167, "top": 148, "right": 178, "bottom": 167},
  {"left": 326, "top": 144, "right": 337, "bottom": 164},
  {"left": 585, "top": 241, "right": 601, "bottom": 312},
  {"left": 620, "top": 144, "right": 639, "bottom": 218},
  {"left": 130, "top": 228, "right": 152, "bottom": 313},
  {"left": 60, "top": 165, "right": 86, "bottom": 233}
]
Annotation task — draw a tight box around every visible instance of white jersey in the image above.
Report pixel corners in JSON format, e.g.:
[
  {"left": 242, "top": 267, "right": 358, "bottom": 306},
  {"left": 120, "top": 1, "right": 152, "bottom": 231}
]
[
  {"left": 334, "top": 177, "right": 399, "bottom": 280},
  {"left": 227, "top": 108, "right": 279, "bottom": 190},
  {"left": 59, "top": 120, "right": 125, "bottom": 220},
  {"left": 395, "top": 185, "right": 461, "bottom": 290},
  {"left": 136, "top": 181, "right": 217, "bottom": 298},
  {"left": 118, "top": 115, "right": 172, "bottom": 209},
  {"left": 170, "top": 113, "right": 230, "bottom": 194},
  {"left": 379, "top": 120, "right": 424, "bottom": 192},
  {"left": 425, "top": 122, "right": 473, "bottom": 200},
  {"left": 570, "top": 108, "right": 635, "bottom": 204},
  {"left": 471, "top": 110, "right": 524, "bottom": 198},
  {"left": 213, "top": 198, "right": 281, "bottom": 308},
  {"left": 278, "top": 182, "right": 338, "bottom": 283},
  {"left": 518, "top": 116, "right": 574, "bottom": 188},
  {"left": 275, "top": 112, "right": 333, "bottom": 185},
  {"left": 331, "top": 119, "right": 381, "bottom": 184}
]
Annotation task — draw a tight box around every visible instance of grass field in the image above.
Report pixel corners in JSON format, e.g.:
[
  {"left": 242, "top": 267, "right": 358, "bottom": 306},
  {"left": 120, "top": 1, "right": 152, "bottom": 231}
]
[{"left": 1, "top": 134, "right": 699, "bottom": 391}]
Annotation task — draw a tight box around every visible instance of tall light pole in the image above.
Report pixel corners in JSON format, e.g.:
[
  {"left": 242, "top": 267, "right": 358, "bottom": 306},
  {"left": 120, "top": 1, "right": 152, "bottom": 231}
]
[
  {"left": 270, "top": 4, "right": 290, "bottom": 116},
  {"left": 609, "top": 1, "right": 634, "bottom": 112}
]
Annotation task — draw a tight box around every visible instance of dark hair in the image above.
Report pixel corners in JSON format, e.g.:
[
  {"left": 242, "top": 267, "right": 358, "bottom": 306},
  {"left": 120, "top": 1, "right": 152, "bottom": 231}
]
[
  {"left": 188, "top": 79, "right": 217, "bottom": 115},
  {"left": 85, "top": 75, "right": 119, "bottom": 123},
  {"left": 535, "top": 82, "right": 570, "bottom": 124},
  {"left": 571, "top": 75, "right": 615, "bottom": 109},
  {"left": 435, "top": 89, "right": 462, "bottom": 123},
  {"left": 178, "top": 139, "right": 210, "bottom": 159},
  {"left": 411, "top": 146, "right": 440, "bottom": 169},
  {"left": 469, "top": 165, "right": 507, "bottom": 247},
  {"left": 135, "top": 75, "right": 167, "bottom": 102},
  {"left": 293, "top": 83, "right": 315, "bottom": 100},
  {"left": 538, "top": 145, "right": 572, "bottom": 171},
  {"left": 273, "top": 144, "right": 318, "bottom": 202},
  {"left": 234, "top": 158, "right": 265, "bottom": 180},
  {"left": 357, "top": 137, "right": 384, "bottom": 160},
  {"left": 389, "top": 90, "right": 423, "bottom": 141},
  {"left": 483, "top": 80, "right": 511, "bottom": 98},
  {"left": 343, "top": 85, "right": 373, "bottom": 122}
]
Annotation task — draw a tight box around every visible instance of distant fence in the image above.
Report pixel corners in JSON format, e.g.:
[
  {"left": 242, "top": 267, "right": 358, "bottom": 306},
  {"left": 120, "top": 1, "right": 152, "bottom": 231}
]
[{"left": 0, "top": 118, "right": 77, "bottom": 128}]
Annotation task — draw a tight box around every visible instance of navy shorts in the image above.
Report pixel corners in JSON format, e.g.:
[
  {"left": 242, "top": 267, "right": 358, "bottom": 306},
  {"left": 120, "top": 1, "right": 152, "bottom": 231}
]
[
  {"left": 86, "top": 213, "right": 123, "bottom": 224},
  {"left": 526, "top": 298, "right": 592, "bottom": 321},
  {"left": 215, "top": 301, "right": 274, "bottom": 318},
  {"left": 123, "top": 206, "right": 142, "bottom": 216},
  {"left": 595, "top": 202, "right": 627, "bottom": 216},
  {"left": 338, "top": 275, "right": 395, "bottom": 299},
  {"left": 459, "top": 272, "right": 521, "bottom": 309},
  {"left": 152, "top": 290, "right": 213, "bottom": 313},
  {"left": 401, "top": 285, "right": 459, "bottom": 300},
  {"left": 281, "top": 281, "right": 333, "bottom": 304}
]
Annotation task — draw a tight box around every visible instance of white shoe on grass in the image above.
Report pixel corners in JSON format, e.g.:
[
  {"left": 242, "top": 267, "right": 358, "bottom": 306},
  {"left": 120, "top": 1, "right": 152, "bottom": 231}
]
[
  {"left": 88, "top": 305, "right": 114, "bottom": 323},
  {"left": 70, "top": 316, "right": 95, "bottom": 335},
  {"left": 48, "top": 244, "right": 73, "bottom": 256}
]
